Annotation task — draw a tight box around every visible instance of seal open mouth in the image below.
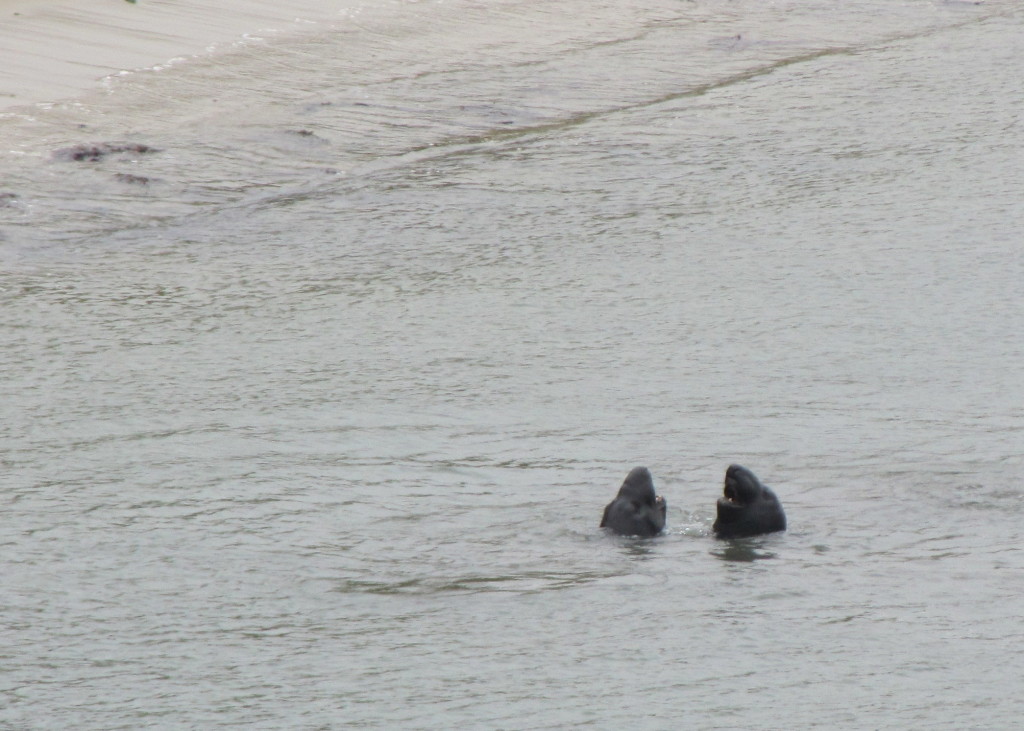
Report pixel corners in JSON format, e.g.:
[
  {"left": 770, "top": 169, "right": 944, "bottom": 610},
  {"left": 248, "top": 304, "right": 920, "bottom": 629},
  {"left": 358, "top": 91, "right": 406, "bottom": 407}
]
[
  {"left": 712, "top": 464, "right": 787, "bottom": 538},
  {"left": 721, "top": 471, "right": 746, "bottom": 506},
  {"left": 720, "top": 464, "right": 759, "bottom": 506}
]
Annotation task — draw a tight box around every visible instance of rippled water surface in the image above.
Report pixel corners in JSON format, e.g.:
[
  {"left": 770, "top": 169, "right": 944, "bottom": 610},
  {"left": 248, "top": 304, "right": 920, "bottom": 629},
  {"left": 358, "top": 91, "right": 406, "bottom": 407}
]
[{"left": 2, "top": 0, "right": 1023, "bottom": 727}]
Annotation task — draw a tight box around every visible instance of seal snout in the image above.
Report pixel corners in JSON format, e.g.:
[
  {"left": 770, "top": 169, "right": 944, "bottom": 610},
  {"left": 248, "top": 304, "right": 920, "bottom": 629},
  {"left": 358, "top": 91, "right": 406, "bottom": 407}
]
[
  {"left": 600, "top": 466, "right": 667, "bottom": 537},
  {"left": 723, "top": 464, "right": 744, "bottom": 504}
]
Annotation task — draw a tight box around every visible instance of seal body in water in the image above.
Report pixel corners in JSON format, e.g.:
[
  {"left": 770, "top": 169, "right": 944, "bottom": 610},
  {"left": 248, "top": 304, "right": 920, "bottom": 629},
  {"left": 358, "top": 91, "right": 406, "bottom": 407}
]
[
  {"left": 600, "top": 466, "right": 667, "bottom": 537},
  {"left": 713, "top": 464, "right": 786, "bottom": 538}
]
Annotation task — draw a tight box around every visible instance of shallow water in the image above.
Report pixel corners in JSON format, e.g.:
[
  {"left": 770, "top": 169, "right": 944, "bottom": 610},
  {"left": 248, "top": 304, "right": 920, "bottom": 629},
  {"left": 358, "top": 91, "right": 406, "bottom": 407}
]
[{"left": 2, "top": 0, "right": 1023, "bottom": 727}]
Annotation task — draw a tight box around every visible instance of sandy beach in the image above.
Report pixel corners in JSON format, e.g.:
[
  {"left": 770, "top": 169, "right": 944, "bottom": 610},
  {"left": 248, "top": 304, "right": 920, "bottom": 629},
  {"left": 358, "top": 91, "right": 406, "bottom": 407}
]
[{"left": 0, "top": 0, "right": 353, "bottom": 110}]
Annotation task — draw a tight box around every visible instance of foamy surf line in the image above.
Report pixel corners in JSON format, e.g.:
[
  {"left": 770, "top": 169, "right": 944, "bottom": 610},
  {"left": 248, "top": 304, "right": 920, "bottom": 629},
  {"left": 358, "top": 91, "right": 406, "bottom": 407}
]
[{"left": 0, "top": 0, "right": 367, "bottom": 110}]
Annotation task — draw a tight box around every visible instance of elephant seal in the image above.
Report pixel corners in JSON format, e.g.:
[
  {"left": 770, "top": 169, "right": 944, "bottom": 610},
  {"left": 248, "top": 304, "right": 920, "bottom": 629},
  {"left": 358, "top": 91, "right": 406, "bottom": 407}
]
[
  {"left": 600, "top": 466, "right": 667, "bottom": 537},
  {"left": 713, "top": 464, "right": 786, "bottom": 538}
]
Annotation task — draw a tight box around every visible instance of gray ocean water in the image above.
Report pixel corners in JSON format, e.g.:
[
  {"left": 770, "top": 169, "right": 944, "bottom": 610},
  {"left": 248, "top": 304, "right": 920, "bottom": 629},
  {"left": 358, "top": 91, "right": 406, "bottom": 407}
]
[{"left": 2, "top": 0, "right": 1023, "bottom": 727}]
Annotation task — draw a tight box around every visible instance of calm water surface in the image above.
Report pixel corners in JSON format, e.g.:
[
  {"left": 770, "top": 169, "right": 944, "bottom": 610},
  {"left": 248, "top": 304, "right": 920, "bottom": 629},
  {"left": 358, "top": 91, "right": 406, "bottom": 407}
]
[{"left": 2, "top": 0, "right": 1022, "bottom": 727}]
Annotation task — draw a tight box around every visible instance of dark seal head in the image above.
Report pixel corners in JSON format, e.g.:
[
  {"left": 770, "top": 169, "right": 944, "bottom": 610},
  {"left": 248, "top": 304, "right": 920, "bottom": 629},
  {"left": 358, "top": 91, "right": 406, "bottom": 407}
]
[
  {"left": 712, "top": 464, "right": 786, "bottom": 539},
  {"left": 600, "top": 466, "right": 667, "bottom": 537}
]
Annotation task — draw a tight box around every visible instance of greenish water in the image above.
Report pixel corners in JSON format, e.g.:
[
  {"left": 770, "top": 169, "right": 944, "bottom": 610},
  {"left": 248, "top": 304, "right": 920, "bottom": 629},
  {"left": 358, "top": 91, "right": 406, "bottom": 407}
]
[{"left": 2, "top": 1, "right": 1022, "bottom": 727}]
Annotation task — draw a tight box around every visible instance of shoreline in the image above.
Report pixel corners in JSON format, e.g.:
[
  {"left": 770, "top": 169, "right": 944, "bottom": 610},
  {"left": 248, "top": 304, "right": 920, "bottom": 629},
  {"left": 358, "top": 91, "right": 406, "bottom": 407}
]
[{"left": 0, "top": 0, "right": 357, "bottom": 111}]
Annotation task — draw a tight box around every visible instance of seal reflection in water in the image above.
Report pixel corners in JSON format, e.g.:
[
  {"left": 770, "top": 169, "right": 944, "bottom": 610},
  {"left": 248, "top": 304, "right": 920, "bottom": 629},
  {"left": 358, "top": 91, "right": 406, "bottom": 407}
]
[
  {"left": 600, "top": 467, "right": 667, "bottom": 537},
  {"left": 713, "top": 464, "right": 786, "bottom": 539}
]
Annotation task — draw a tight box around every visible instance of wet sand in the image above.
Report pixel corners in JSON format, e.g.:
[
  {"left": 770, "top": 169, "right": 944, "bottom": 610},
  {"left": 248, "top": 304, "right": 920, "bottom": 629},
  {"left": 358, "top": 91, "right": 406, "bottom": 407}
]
[{"left": 0, "top": 0, "right": 353, "bottom": 110}]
